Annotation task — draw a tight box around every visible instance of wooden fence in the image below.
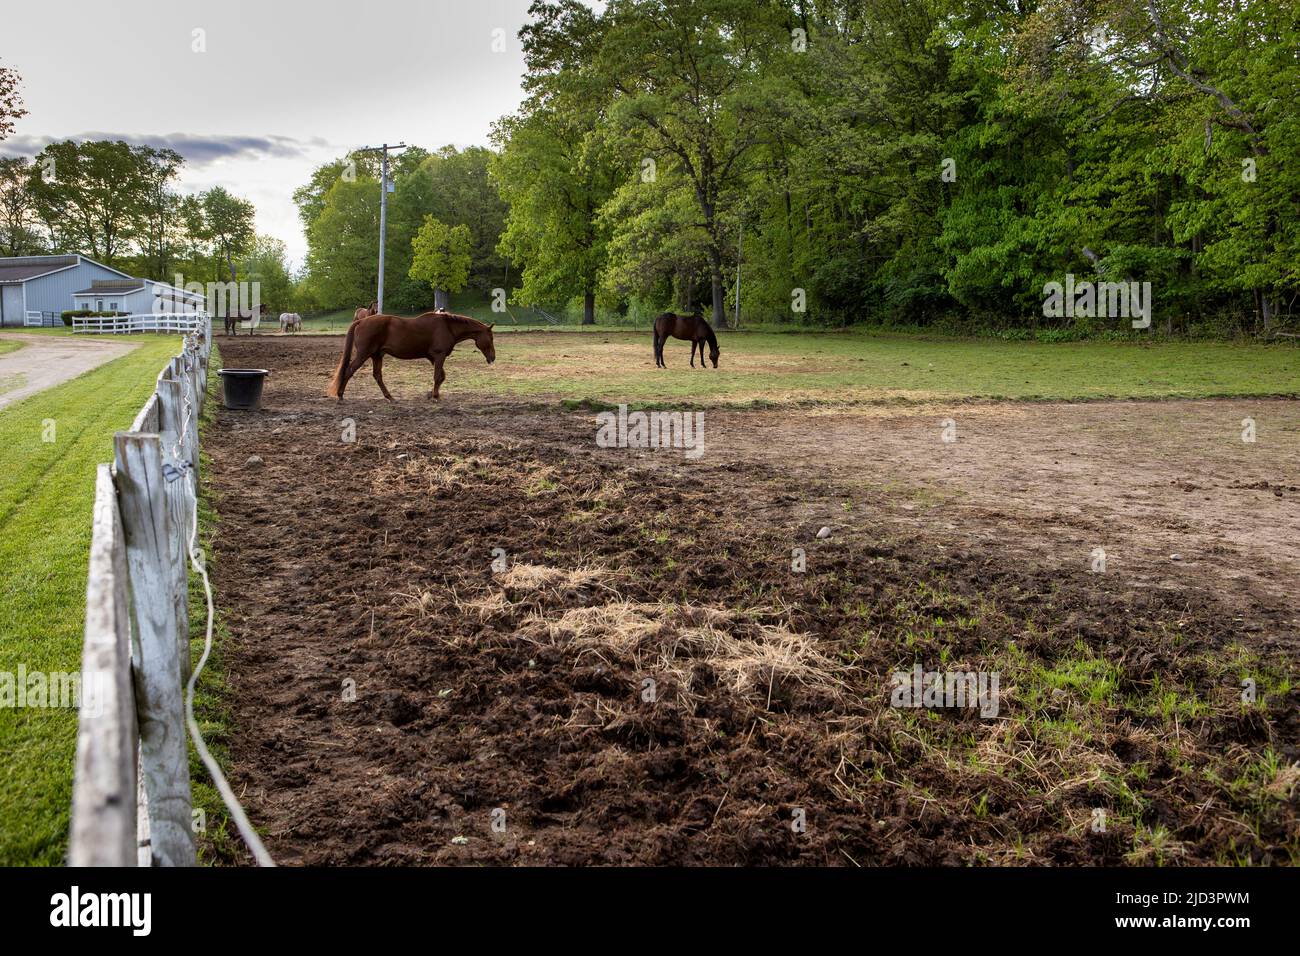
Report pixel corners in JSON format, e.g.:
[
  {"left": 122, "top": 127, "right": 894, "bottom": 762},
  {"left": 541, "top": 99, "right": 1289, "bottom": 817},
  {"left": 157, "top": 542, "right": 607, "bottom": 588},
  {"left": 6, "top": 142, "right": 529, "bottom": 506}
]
[{"left": 68, "top": 327, "right": 211, "bottom": 866}]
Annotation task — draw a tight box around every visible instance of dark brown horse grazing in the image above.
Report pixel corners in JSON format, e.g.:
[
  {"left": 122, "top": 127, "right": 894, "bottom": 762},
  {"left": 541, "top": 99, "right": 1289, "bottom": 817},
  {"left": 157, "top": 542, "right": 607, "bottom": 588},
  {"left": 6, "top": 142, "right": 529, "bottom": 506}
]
[
  {"left": 653, "top": 312, "right": 719, "bottom": 369},
  {"left": 326, "top": 311, "right": 496, "bottom": 402}
]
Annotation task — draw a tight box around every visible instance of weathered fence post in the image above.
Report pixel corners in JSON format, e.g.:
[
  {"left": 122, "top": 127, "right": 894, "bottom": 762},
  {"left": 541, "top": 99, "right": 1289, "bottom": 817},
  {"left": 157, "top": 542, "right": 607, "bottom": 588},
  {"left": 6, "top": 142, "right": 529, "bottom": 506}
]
[
  {"left": 68, "top": 466, "right": 139, "bottom": 866},
  {"left": 113, "top": 431, "right": 196, "bottom": 866},
  {"left": 181, "top": 353, "right": 200, "bottom": 469},
  {"left": 156, "top": 373, "right": 193, "bottom": 682}
]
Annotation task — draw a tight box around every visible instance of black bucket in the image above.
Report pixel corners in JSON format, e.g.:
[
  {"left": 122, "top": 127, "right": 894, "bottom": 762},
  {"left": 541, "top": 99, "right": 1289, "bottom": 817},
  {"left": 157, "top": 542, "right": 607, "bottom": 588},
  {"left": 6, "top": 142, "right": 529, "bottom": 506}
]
[{"left": 218, "top": 368, "right": 270, "bottom": 410}]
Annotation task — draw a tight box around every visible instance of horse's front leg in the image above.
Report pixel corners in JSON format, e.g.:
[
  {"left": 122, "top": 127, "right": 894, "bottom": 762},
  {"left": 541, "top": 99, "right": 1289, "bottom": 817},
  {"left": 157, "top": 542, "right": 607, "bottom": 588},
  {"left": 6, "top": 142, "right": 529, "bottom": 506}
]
[{"left": 690, "top": 341, "right": 697, "bottom": 368}]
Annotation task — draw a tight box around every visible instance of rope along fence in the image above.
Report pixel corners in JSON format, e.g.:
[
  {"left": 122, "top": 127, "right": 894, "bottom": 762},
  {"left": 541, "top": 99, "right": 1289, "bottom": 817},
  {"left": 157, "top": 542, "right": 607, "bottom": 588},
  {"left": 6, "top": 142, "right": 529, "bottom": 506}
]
[{"left": 68, "top": 323, "right": 274, "bottom": 867}]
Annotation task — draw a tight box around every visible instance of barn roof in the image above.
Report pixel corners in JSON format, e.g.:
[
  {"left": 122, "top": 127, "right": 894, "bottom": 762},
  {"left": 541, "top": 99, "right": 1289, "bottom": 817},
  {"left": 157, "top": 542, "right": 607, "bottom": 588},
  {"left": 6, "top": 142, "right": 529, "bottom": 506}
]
[
  {"left": 0, "top": 255, "right": 79, "bottom": 284},
  {"left": 73, "top": 280, "right": 147, "bottom": 294}
]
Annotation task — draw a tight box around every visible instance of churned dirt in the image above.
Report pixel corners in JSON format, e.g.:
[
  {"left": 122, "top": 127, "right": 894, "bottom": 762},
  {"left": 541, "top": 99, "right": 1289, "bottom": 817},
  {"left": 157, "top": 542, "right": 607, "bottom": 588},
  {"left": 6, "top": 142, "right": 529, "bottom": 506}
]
[{"left": 203, "top": 335, "right": 1299, "bottom": 866}]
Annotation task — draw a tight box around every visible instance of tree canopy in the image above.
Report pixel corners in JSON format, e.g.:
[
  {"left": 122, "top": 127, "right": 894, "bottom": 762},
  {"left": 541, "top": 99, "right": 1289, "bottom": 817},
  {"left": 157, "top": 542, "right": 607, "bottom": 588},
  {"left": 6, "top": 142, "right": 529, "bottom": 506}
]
[
  {"left": 61, "top": 0, "right": 1278, "bottom": 334},
  {"left": 409, "top": 216, "right": 473, "bottom": 308},
  {"left": 482, "top": 0, "right": 1299, "bottom": 334}
]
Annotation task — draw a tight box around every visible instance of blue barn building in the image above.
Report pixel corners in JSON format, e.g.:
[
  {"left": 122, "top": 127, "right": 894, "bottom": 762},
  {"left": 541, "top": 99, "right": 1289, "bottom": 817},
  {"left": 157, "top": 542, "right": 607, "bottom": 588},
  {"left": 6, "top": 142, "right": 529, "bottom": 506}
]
[{"left": 0, "top": 254, "right": 136, "bottom": 327}]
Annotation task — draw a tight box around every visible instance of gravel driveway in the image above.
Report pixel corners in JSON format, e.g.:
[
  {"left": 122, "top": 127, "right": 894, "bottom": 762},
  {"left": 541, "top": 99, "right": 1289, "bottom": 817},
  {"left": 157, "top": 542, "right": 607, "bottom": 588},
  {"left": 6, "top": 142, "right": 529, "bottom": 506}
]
[{"left": 0, "top": 333, "right": 140, "bottom": 411}]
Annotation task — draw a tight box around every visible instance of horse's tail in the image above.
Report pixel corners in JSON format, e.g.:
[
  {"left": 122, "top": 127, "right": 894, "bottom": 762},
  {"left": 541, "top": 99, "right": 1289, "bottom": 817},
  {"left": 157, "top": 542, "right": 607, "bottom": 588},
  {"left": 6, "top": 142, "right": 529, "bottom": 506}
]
[{"left": 325, "top": 322, "right": 357, "bottom": 397}]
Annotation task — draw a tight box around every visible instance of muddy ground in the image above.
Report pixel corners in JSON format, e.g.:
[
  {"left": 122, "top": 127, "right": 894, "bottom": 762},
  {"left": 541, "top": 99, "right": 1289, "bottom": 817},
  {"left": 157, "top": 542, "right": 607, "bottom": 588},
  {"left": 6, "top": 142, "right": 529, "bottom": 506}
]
[{"left": 203, "top": 335, "right": 1299, "bottom": 865}]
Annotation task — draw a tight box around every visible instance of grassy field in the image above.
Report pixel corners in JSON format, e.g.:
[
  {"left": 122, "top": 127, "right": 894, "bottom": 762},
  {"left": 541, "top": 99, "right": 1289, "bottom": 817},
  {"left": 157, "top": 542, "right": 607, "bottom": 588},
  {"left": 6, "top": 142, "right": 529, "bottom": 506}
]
[
  {"left": 0, "top": 335, "right": 182, "bottom": 866},
  {"left": 0, "top": 328, "right": 72, "bottom": 337},
  {"left": 357, "top": 329, "right": 1300, "bottom": 406}
]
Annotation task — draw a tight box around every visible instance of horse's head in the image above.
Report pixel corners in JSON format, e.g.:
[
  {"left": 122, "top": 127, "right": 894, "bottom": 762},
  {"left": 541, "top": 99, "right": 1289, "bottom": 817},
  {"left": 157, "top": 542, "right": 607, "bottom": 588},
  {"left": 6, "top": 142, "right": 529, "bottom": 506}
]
[
  {"left": 475, "top": 324, "right": 496, "bottom": 364},
  {"left": 704, "top": 327, "right": 720, "bottom": 368}
]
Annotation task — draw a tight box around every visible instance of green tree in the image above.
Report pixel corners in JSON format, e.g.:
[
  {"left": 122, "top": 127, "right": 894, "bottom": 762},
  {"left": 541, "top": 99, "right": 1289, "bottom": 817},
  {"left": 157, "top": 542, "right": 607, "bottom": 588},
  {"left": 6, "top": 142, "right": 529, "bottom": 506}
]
[
  {"left": 413, "top": 147, "right": 509, "bottom": 292},
  {"left": 303, "top": 175, "right": 379, "bottom": 309},
  {"left": 0, "top": 60, "right": 25, "bottom": 141},
  {"left": 492, "top": 0, "right": 619, "bottom": 324},
  {"left": 198, "top": 186, "right": 256, "bottom": 283},
  {"left": 485, "top": 0, "right": 1298, "bottom": 333},
  {"left": 1104, "top": 0, "right": 1300, "bottom": 330},
  {"left": 295, "top": 145, "right": 499, "bottom": 313},
  {"left": 0, "top": 157, "right": 40, "bottom": 256},
  {"left": 598, "top": 176, "right": 709, "bottom": 310},
  {"left": 240, "top": 236, "right": 294, "bottom": 313},
  {"left": 135, "top": 147, "right": 185, "bottom": 281},
  {"left": 597, "top": 0, "right": 789, "bottom": 328},
  {"left": 28, "top": 140, "right": 154, "bottom": 265},
  {"left": 409, "top": 217, "right": 472, "bottom": 309}
]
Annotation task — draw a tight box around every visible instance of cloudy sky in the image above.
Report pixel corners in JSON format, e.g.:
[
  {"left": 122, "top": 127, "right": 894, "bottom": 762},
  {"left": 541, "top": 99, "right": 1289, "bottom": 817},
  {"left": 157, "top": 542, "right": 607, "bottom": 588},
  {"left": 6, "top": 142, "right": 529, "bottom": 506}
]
[{"left": 1, "top": 0, "right": 543, "bottom": 268}]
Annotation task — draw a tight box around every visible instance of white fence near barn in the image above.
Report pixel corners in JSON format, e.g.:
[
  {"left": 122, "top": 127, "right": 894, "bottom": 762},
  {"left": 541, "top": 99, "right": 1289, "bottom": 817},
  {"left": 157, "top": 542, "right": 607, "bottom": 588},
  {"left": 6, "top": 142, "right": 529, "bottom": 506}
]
[
  {"left": 69, "top": 328, "right": 211, "bottom": 866},
  {"left": 71, "top": 313, "right": 211, "bottom": 335}
]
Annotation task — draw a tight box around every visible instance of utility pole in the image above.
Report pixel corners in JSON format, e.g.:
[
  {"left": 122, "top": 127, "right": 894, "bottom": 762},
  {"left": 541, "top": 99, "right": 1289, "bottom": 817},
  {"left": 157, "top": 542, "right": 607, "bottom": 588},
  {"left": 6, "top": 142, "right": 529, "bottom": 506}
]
[{"left": 356, "top": 142, "right": 407, "bottom": 313}]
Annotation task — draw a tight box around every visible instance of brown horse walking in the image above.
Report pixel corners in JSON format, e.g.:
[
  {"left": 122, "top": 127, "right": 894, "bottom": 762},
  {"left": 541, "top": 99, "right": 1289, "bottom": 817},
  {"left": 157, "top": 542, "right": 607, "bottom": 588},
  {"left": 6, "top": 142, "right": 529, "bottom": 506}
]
[
  {"left": 326, "top": 310, "right": 496, "bottom": 402},
  {"left": 653, "top": 312, "right": 719, "bottom": 369}
]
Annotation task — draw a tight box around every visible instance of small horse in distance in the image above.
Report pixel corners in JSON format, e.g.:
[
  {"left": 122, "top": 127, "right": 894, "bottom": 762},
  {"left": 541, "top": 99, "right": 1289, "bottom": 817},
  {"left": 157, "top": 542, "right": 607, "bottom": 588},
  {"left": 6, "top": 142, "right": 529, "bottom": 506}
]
[
  {"left": 326, "top": 310, "right": 496, "bottom": 402},
  {"left": 354, "top": 301, "right": 378, "bottom": 322},
  {"left": 279, "top": 312, "right": 302, "bottom": 333},
  {"left": 222, "top": 305, "right": 264, "bottom": 335},
  {"left": 653, "top": 312, "right": 719, "bottom": 368}
]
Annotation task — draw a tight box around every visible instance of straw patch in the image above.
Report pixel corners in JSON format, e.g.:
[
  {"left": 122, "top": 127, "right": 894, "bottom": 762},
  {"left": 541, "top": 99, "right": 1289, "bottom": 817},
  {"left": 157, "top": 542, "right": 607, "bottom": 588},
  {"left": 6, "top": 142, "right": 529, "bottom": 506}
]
[
  {"left": 517, "top": 599, "right": 843, "bottom": 705},
  {"left": 496, "top": 562, "right": 610, "bottom": 592}
]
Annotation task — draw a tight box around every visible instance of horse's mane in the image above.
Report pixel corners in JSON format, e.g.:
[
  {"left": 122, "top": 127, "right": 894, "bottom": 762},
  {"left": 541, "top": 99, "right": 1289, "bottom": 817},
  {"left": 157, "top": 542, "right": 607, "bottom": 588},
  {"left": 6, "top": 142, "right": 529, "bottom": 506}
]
[{"left": 687, "top": 313, "right": 718, "bottom": 348}]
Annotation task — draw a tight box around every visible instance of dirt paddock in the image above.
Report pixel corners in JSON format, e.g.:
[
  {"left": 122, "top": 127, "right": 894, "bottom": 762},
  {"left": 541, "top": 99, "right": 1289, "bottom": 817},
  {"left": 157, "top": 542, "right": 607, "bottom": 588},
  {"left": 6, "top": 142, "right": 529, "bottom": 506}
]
[{"left": 204, "top": 335, "right": 1299, "bottom": 865}]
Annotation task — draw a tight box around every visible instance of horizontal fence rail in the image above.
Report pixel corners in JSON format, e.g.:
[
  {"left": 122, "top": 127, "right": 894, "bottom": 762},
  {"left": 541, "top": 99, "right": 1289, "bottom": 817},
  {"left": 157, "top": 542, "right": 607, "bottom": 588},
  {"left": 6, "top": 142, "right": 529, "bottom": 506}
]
[
  {"left": 71, "top": 313, "right": 211, "bottom": 335},
  {"left": 69, "top": 327, "right": 212, "bottom": 866}
]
